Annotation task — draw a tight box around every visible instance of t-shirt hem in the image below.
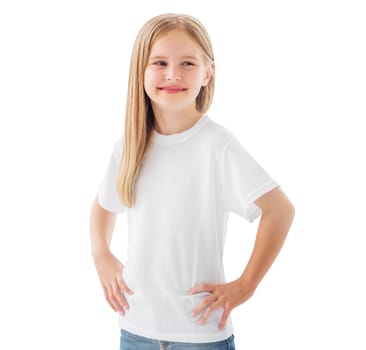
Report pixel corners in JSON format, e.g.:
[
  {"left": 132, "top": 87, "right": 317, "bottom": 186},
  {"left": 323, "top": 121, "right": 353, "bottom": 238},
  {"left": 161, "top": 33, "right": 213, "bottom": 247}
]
[{"left": 118, "top": 322, "right": 234, "bottom": 343}]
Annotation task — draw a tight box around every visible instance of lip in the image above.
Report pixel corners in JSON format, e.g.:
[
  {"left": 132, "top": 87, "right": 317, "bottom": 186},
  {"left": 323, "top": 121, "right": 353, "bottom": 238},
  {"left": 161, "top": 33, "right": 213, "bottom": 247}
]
[{"left": 158, "top": 86, "right": 187, "bottom": 94}]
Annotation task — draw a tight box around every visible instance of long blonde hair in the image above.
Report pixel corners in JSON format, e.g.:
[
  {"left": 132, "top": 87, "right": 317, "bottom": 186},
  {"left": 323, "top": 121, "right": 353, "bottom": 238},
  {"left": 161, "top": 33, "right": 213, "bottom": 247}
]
[{"left": 117, "top": 13, "right": 215, "bottom": 208}]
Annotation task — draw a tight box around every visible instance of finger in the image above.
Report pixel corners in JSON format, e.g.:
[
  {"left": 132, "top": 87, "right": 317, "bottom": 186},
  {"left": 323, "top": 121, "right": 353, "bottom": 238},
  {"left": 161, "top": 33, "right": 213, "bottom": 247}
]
[
  {"left": 124, "top": 284, "right": 134, "bottom": 296},
  {"left": 112, "top": 280, "right": 129, "bottom": 311},
  {"left": 102, "top": 286, "right": 115, "bottom": 310},
  {"left": 117, "top": 274, "right": 134, "bottom": 296},
  {"left": 198, "top": 301, "right": 222, "bottom": 325},
  {"left": 103, "top": 285, "right": 123, "bottom": 313},
  {"left": 218, "top": 307, "right": 231, "bottom": 330},
  {"left": 108, "top": 285, "right": 126, "bottom": 314},
  {"left": 191, "top": 293, "right": 217, "bottom": 317},
  {"left": 115, "top": 276, "right": 132, "bottom": 308},
  {"left": 190, "top": 283, "right": 214, "bottom": 295}
]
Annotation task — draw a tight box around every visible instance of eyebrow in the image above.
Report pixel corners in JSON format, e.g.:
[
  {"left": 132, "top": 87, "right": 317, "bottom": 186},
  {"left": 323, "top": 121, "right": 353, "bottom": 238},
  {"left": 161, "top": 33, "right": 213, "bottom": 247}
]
[{"left": 148, "top": 55, "right": 199, "bottom": 61}]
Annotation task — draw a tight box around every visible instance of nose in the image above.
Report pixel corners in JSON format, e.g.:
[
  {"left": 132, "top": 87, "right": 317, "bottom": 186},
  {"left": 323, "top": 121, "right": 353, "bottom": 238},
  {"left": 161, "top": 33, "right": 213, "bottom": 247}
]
[{"left": 165, "top": 65, "right": 182, "bottom": 81}]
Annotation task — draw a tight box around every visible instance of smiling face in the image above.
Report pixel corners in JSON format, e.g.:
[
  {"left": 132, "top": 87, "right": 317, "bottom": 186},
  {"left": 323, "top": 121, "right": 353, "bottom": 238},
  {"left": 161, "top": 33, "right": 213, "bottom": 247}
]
[{"left": 144, "top": 29, "right": 213, "bottom": 115}]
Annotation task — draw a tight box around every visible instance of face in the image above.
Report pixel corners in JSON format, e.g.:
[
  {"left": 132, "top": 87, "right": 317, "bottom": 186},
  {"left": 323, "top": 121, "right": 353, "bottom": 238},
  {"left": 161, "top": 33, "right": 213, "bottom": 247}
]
[{"left": 144, "top": 30, "right": 212, "bottom": 114}]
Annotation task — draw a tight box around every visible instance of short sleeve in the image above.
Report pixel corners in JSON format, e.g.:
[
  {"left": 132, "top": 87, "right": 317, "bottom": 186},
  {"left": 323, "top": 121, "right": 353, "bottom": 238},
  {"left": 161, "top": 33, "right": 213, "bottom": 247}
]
[
  {"left": 220, "top": 137, "right": 279, "bottom": 222},
  {"left": 97, "top": 136, "right": 125, "bottom": 213}
]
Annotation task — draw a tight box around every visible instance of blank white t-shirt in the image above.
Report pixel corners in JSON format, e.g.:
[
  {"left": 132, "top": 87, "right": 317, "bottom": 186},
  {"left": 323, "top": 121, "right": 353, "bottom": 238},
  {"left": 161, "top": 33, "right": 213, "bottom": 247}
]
[{"left": 97, "top": 114, "right": 279, "bottom": 343}]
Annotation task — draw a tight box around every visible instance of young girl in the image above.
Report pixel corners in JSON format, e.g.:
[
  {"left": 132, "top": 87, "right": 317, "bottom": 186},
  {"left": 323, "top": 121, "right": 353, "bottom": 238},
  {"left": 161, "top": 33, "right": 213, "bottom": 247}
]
[{"left": 90, "top": 13, "right": 295, "bottom": 350}]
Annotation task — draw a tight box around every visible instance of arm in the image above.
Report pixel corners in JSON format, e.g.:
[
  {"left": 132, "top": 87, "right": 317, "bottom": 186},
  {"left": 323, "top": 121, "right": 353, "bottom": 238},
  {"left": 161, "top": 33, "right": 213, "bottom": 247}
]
[
  {"left": 90, "top": 194, "right": 117, "bottom": 257},
  {"left": 238, "top": 186, "right": 295, "bottom": 294},
  {"left": 190, "top": 186, "right": 295, "bottom": 329},
  {"left": 89, "top": 195, "right": 133, "bottom": 315}
]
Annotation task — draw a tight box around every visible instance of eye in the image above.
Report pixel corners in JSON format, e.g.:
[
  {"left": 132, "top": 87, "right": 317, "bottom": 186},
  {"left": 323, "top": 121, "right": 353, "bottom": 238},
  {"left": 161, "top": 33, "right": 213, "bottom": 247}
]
[
  {"left": 182, "top": 61, "right": 194, "bottom": 66},
  {"left": 153, "top": 61, "right": 167, "bottom": 66}
]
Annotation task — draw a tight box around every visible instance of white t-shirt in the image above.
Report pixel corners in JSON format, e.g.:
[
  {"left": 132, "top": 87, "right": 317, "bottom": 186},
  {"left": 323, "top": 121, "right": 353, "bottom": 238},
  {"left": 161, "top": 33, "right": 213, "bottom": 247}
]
[{"left": 97, "top": 114, "right": 279, "bottom": 343}]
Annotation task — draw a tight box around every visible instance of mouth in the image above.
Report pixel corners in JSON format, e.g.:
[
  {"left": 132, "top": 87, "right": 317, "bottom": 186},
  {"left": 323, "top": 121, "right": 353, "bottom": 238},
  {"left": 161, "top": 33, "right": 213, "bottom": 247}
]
[{"left": 158, "top": 86, "right": 187, "bottom": 94}]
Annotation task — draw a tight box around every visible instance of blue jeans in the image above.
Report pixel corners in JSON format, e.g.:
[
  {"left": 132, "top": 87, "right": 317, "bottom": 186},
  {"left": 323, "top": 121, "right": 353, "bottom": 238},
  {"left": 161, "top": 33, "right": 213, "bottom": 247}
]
[{"left": 120, "top": 329, "right": 236, "bottom": 350}]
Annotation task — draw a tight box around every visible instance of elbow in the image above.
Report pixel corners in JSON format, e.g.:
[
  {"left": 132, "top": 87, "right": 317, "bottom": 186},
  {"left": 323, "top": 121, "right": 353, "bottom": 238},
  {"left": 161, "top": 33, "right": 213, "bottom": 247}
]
[
  {"left": 282, "top": 201, "right": 295, "bottom": 235},
  {"left": 281, "top": 196, "right": 295, "bottom": 225},
  {"left": 288, "top": 200, "right": 296, "bottom": 220}
]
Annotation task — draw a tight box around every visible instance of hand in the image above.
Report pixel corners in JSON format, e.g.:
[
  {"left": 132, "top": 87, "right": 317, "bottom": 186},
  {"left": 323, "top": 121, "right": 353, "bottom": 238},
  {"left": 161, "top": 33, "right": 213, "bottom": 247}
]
[
  {"left": 93, "top": 251, "right": 134, "bottom": 315},
  {"left": 189, "top": 279, "right": 254, "bottom": 330}
]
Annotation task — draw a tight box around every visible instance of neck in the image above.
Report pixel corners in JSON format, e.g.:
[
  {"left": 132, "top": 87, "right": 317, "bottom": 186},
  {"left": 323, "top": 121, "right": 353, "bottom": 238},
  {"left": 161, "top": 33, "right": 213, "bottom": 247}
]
[{"left": 152, "top": 106, "right": 203, "bottom": 136}]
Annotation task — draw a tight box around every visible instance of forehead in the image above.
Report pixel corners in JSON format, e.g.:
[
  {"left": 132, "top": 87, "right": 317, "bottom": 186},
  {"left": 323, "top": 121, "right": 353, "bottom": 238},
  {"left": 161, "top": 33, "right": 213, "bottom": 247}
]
[{"left": 149, "top": 30, "right": 203, "bottom": 59}]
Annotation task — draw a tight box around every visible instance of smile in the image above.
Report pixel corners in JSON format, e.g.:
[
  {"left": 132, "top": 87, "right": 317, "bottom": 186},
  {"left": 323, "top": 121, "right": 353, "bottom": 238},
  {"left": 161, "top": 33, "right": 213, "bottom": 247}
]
[{"left": 158, "top": 86, "right": 187, "bottom": 94}]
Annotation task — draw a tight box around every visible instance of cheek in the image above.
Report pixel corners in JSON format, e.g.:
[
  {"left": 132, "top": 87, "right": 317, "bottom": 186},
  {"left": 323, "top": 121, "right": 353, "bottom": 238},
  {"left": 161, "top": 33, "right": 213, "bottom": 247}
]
[
  {"left": 144, "top": 69, "right": 162, "bottom": 88},
  {"left": 143, "top": 70, "right": 151, "bottom": 90},
  {"left": 187, "top": 72, "right": 205, "bottom": 90},
  {"left": 189, "top": 67, "right": 206, "bottom": 82}
]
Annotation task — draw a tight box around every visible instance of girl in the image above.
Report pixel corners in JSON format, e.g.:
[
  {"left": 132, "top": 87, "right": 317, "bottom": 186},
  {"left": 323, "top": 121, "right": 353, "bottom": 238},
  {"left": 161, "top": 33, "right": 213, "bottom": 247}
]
[{"left": 90, "top": 13, "right": 295, "bottom": 350}]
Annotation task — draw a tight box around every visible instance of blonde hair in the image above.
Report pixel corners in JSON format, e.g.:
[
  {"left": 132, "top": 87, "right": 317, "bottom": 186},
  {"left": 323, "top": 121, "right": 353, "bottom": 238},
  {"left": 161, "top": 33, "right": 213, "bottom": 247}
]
[{"left": 117, "top": 13, "right": 215, "bottom": 208}]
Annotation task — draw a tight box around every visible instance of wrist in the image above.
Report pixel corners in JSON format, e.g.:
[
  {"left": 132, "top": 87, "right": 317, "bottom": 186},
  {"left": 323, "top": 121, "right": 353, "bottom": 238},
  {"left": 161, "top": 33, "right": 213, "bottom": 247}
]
[
  {"left": 237, "top": 274, "right": 259, "bottom": 296},
  {"left": 91, "top": 245, "right": 111, "bottom": 261}
]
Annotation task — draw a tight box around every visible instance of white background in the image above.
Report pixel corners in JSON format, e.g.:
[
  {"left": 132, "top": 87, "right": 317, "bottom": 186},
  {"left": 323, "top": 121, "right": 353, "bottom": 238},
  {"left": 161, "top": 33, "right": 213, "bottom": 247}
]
[{"left": 1, "top": 0, "right": 365, "bottom": 349}]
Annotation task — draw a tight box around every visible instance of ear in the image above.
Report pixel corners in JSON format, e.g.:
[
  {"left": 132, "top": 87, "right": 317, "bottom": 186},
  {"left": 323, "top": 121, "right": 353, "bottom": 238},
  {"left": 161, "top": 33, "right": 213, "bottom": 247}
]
[{"left": 202, "top": 61, "right": 215, "bottom": 87}]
